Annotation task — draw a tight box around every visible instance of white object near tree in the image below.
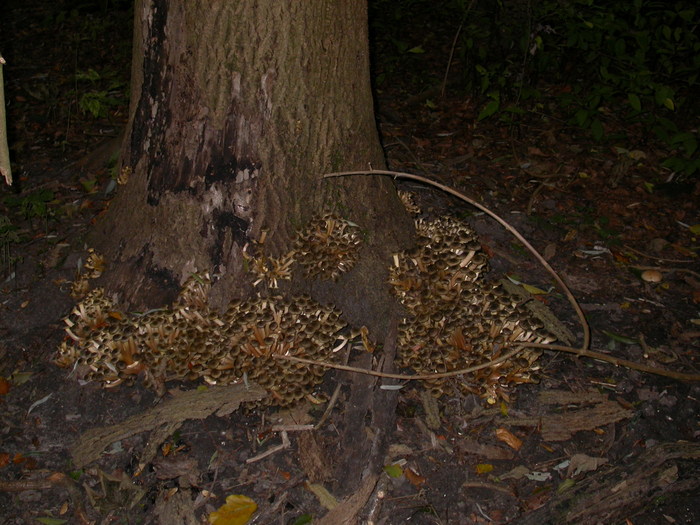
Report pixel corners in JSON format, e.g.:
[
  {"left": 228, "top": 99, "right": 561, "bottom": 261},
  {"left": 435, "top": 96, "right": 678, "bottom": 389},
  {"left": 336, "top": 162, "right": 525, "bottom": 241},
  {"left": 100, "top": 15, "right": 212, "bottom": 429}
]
[{"left": 0, "top": 54, "right": 11, "bottom": 186}]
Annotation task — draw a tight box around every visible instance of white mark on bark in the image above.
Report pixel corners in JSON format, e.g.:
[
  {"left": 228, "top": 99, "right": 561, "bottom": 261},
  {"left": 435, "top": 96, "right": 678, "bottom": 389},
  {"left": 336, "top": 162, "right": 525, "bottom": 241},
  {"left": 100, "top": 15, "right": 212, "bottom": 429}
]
[{"left": 261, "top": 68, "right": 276, "bottom": 117}]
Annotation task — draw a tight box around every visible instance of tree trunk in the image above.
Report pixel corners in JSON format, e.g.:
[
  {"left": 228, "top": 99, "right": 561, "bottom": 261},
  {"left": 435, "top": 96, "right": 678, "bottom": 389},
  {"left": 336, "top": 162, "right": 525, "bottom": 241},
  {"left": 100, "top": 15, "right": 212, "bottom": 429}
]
[{"left": 90, "top": 0, "right": 412, "bottom": 338}]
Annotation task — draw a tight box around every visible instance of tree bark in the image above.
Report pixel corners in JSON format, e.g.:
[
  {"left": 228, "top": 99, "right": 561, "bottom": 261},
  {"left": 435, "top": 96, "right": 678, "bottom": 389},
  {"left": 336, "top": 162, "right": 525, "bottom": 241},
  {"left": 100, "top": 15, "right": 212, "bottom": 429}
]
[{"left": 90, "top": 0, "right": 412, "bottom": 337}]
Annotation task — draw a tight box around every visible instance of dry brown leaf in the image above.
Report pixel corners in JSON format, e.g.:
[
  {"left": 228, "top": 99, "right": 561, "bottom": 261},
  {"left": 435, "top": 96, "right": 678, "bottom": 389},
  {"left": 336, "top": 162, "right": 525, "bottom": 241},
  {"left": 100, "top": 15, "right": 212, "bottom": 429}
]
[
  {"left": 404, "top": 467, "right": 427, "bottom": 487},
  {"left": 567, "top": 454, "right": 608, "bottom": 477},
  {"left": 495, "top": 427, "right": 523, "bottom": 451}
]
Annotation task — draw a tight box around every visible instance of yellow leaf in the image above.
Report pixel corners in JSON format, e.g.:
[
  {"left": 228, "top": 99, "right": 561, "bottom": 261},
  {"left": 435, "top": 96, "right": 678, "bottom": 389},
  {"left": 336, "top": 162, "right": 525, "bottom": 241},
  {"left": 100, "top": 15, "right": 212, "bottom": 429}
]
[
  {"left": 306, "top": 483, "right": 338, "bottom": 510},
  {"left": 522, "top": 283, "right": 547, "bottom": 295},
  {"left": 208, "top": 495, "right": 257, "bottom": 525},
  {"left": 476, "top": 463, "right": 494, "bottom": 475},
  {"left": 689, "top": 224, "right": 700, "bottom": 235},
  {"left": 384, "top": 463, "right": 403, "bottom": 478}
]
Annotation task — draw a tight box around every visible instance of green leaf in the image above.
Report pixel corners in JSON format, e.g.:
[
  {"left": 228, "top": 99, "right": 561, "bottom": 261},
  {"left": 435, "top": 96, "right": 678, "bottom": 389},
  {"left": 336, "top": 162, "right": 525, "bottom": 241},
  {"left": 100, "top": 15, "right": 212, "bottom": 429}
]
[
  {"left": 662, "top": 25, "right": 671, "bottom": 40},
  {"left": 590, "top": 119, "right": 604, "bottom": 141},
  {"left": 627, "top": 93, "right": 641, "bottom": 112},
  {"left": 407, "top": 46, "right": 425, "bottom": 54},
  {"left": 574, "top": 109, "right": 589, "bottom": 127},
  {"left": 36, "top": 518, "right": 68, "bottom": 525},
  {"left": 557, "top": 478, "right": 576, "bottom": 493},
  {"left": 477, "top": 99, "right": 500, "bottom": 121},
  {"left": 663, "top": 98, "right": 675, "bottom": 111},
  {"left": 384, "top": 463, "right": 403, "bottom": 478},
  {"left": 669, "top": 133, "right": 697, "bottom": 156},
  {"left": 292, "top": 515, "right": 313, "bottom": 525},
  {"left": 602, "top": 330, "right": 638, "bottom": 345}
]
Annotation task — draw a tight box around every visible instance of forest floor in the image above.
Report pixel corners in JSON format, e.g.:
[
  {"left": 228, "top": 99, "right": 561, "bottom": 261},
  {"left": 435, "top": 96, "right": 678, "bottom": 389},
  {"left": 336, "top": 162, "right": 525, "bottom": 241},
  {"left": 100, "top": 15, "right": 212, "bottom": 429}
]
[{"left": 1, "top": 2, "right": 699, "bottom": 525}]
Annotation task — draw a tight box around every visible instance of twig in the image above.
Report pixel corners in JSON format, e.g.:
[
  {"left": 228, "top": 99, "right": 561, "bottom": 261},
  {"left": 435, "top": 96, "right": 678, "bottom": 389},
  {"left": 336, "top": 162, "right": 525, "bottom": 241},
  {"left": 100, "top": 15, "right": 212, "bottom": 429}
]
[
  {"left": 275, "top": 344, "right": 525, "bottom": 381},
  {"left": 623, "top": 244, "right": 695, "bottom": 264},
  {"left": 523, "top": 342, "right": 700, "bottom": 381},
  {"left": 275, "top": 341, "right": 700, "bottom": 382},
  {"left": 323, "top": 169, "right": 591, "bottom": 351},
  {"left": 441, "top": 19, "right": 464, "bottom": 99},
  {"left": 441, "top": 0, "right": 476, "bottom": 98},
  {"left": 315, "top": 382, "right": 342, "bottom": 430},
  {"left": 245, "top": 430, "right": 290, "bottom": 464}
]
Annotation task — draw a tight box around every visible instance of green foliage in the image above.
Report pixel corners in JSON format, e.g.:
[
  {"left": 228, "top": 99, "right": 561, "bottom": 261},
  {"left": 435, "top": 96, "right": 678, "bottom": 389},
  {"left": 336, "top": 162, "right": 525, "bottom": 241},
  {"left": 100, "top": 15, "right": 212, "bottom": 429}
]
[
  {"left": 75, "top": 68, "right": 126, "bottom": 119},
  {"left": 448, "top": 0, "right": 699, "bottom": 177},
  {"left": 4, "top": 189, "right": 56, "bottom": 221},
  {"left": 3, "top": 189, "right": 57, "bottom": 233}
]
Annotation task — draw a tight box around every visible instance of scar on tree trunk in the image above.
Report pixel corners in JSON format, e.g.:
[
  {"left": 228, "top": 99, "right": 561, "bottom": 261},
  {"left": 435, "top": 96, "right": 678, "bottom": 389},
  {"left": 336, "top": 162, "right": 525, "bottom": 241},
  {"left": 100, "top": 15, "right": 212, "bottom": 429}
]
[{"left": 88, "top": 0, "right": 414, "bottom": 340}]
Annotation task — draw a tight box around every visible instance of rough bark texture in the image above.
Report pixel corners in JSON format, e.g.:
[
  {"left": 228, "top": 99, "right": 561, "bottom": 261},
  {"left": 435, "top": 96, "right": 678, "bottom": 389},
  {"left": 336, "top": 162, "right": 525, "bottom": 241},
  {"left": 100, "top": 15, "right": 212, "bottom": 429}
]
[
  {"left": 88, "top": 0, "right": 413, "bottom": 502},
  {"left": 90, "top": 0, "right": 412, "bottom": 337}
]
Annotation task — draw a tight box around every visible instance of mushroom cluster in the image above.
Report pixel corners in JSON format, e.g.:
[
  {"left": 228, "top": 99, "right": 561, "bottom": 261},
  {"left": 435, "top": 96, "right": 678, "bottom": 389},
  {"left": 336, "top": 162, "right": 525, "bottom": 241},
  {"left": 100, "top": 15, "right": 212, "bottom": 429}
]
[
  {"left": 390, "top": 214, "right": 555, "bottom": 403},
  {"left": 56, "top": 274, "right": 348, "bottom": 405},
  {"left": 293, "top": 213, "right": 362, "bottom": 281},
  {"left": 57, "top": 206, "right": 555, "bottom": 406}
]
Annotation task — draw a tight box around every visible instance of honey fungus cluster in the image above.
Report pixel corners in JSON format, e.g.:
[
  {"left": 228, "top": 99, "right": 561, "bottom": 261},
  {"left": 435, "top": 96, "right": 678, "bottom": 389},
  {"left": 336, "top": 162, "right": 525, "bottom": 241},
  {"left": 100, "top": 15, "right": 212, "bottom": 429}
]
[
  {"left": 57, "top": 203, "right": 555, "bottom": 405},
  {"left": 56, "top": 276, "right": 347, "bottom": 406},
  {"left": 390, "top": 213, "right": 555, "bottom": 403}
]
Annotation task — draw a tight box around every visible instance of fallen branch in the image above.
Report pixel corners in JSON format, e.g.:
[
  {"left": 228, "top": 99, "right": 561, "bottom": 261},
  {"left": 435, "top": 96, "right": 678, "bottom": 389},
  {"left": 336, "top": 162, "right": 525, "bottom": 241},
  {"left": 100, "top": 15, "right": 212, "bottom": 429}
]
[{"left": 72, "top": 382, "right": 266, "bottom": 468}]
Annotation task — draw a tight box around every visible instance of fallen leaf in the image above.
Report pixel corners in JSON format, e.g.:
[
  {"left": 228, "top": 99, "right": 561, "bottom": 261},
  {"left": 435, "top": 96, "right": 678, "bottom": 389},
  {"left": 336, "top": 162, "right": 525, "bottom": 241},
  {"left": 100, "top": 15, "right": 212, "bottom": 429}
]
[
  {"left": 11, "top": 372, "right": 32, "bottom": 385},
  {"left": 557, "top": 478, "right": 576, "bottom": 493},
  {"left": 404, "top": 467, "right": 427, "bottom": 487},
  {"left": 27, "top": 393, "right": 52, "bottom": 414},
  {"left": 500, "top": 465, "right": 530, "bottom": 480},
  {"left": 384, "top": 463, "right": 403, "bottom": 478},
  {"left": 0, "top": 453, "right": 10, "bottom": 468},
  {"left": 0, "top": 377, "right": 10, "bottom": 395},
  {"left": 567, "top": 454, "right": 607, "bottom": 477},
  {"left": 495, "top": 427, "right": 523, "bottom": 451},
  {"left": 476, "top": 463, "right": 494, "bottom": 475},
  {"left": 543, "top": 243, "right": 556, "bottom": 260},
  {"left": 305, "top": 483, "right": 338, "bottom": 510},
  {"left": 522, "top": 283, "right": 548, "bottom": 295},
  {"left": 208, "top": 494, "right": 257, "bottom": 525},
  {"left": 525, "top": 471, "right": 551, "bottom": 482},
  {"left": 602, "top": 330, "right": 638, "bottom": 345},
  {"left": 527, "top": 146, "right": 547, "bottom": 156}
]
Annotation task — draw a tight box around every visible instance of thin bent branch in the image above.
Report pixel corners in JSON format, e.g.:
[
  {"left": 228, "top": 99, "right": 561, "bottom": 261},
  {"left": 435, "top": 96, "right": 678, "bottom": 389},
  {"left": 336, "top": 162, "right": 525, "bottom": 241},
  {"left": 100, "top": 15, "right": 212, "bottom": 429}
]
[{"left": 323, "top": 169, "right": 591, "bottom": 351}]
